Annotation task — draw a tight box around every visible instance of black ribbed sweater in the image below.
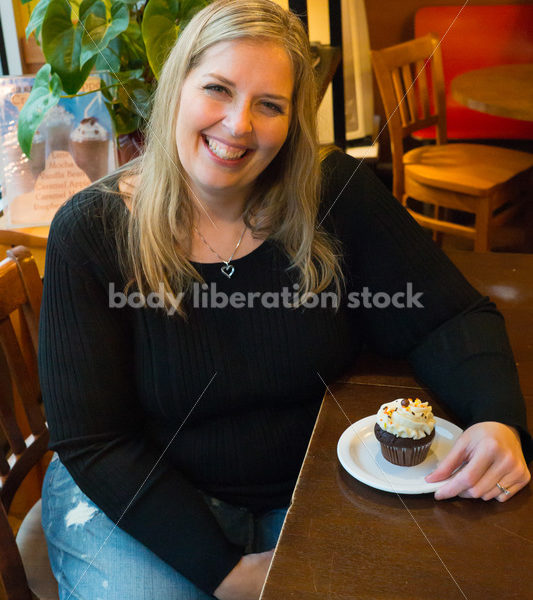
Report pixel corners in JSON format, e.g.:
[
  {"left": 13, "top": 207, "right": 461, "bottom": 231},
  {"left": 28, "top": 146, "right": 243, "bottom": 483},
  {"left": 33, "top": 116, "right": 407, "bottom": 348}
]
[{"left": 39, "top": 151, "right": 532, "bottom": 594}]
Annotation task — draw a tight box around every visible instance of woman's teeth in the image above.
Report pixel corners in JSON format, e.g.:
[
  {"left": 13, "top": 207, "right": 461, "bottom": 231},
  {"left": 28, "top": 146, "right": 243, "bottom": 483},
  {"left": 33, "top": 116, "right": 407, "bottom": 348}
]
[{"left": 205, "top": 136, "right": 247, "bottom": 160}]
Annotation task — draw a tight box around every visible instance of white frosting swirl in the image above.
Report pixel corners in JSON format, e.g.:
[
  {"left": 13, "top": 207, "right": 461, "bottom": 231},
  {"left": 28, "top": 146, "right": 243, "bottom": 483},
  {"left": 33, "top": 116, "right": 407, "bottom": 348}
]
[
  {"left": 376, "top": 398, "right": 435, "bottom": 439},
  {"left": 70, "top": 117, "right": 108, "bottom": 142}
]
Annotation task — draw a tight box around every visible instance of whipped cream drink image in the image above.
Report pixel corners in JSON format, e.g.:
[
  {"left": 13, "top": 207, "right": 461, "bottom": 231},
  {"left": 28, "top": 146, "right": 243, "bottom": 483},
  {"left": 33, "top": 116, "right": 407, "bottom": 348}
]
[
  {"left": 70, "top": 117, "right": 110, "bottom": 182},
  {"left": 43, "top": 106, "right": 74, "bottom": 157}
]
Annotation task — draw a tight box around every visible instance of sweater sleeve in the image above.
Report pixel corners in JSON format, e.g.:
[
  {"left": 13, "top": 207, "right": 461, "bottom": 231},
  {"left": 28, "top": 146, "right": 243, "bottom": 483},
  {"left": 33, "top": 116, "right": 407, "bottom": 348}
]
[
  {"left": 321, "top": 151, "right": 532, "bottom": 462},
  {"left": 38, "top": 192, "right": 242, "bottom": 594}
]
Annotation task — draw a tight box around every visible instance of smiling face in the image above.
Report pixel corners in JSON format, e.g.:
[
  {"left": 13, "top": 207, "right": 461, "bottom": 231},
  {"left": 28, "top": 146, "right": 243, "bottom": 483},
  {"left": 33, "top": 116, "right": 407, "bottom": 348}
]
[{"left": 175, "top": 39, "right": 294, "bottom": 209}]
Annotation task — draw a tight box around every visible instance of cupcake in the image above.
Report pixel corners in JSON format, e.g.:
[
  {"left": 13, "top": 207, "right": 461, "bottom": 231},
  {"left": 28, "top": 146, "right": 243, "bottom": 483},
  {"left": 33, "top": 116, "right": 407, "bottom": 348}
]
[{"left": 374, "top": 398, "right": 436, "bottom": 466}]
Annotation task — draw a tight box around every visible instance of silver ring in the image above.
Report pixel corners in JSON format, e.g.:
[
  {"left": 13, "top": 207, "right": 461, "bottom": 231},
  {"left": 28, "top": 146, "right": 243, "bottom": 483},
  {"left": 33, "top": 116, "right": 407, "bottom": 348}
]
[{"left": 496, "top": 482, "right": 510, "bottom": 495}]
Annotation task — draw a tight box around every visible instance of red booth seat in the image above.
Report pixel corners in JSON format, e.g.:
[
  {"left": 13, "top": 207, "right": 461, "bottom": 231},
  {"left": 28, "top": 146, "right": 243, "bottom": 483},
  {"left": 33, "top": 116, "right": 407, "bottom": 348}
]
[{"left": 414, "top": 5, "right": 533, "bottom": 140}]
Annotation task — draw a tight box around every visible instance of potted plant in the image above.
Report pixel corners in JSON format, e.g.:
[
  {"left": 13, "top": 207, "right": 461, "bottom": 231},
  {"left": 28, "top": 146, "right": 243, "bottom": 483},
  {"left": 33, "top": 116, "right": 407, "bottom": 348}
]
[{"left": 18, "top": 0, "right": 210, "bottom": 160}]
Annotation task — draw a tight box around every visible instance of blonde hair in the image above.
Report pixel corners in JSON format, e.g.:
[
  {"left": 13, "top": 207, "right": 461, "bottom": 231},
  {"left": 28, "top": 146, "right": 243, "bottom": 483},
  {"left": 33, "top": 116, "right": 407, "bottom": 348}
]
[{"left": 119, "top": 0, "right": 343, "bottom": 315}]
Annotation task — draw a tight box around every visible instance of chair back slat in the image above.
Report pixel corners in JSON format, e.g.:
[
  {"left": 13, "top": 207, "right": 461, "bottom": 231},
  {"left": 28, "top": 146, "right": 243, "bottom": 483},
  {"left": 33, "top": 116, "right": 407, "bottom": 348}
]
[
  {"left": 429, "top": 46, "right": 448, "bottom": 144},
  {"left": 0, "top": 344, "right": 27, "bottom": 456},
  {"left": 0, "top": 268, "right": 27, "bottom": 319},
  {"left": 0, "top": 317, "right": 44, "bottom": 436},
  {"left": 391, "top": 69, "right": 409, "bottom": 126},
  {"left": 416, "top": 59, "right": 431, "bottom": 119},
  {"left": 7, "top": 248, "right": 42, "bottom": 351},
  {"left": 401, "top": 64, "right": 417, "bottom": 123}
]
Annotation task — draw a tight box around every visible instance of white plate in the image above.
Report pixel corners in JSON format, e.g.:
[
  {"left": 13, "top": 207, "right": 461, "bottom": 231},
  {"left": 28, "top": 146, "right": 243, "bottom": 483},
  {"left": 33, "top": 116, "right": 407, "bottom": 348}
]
[{"left": 337, "top": 416, "right": 463, "bottom": 494}]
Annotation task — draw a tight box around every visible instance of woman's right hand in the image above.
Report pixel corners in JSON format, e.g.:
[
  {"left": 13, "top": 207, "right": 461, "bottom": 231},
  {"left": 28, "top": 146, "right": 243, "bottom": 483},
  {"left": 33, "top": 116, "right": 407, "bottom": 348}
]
[{"left": 214, "top": 549, "right": 274, "bottom": 600}]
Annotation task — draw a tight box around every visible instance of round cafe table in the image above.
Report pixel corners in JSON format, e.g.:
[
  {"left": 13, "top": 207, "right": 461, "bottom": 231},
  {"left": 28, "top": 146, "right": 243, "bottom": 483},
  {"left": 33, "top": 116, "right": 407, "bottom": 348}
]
[{"left": 451, "top": 64, "right": 533, "bottom": 122}]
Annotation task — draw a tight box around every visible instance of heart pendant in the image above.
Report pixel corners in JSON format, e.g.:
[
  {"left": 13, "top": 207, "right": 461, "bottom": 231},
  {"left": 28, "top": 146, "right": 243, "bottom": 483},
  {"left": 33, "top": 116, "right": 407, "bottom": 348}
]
[{"left": 221, "top": 264, "right": 235, "bottom": 278}]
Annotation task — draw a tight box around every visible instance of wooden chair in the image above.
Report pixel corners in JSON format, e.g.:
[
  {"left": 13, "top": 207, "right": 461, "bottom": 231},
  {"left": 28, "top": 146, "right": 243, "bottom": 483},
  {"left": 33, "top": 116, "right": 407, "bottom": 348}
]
[
  {"left": 371, "top": 34, "right": 533, "bottom": 251},
  {"left": 0, "top": 246, "right": 58, "bottom": 600}
]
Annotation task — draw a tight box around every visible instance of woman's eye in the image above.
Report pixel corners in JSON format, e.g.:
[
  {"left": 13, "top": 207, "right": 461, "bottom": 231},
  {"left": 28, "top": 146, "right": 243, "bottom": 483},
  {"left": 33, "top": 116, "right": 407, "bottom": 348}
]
[
  {"left": 203, "top": 85, "right": 284, "bottom": 114},
  {"left": 204, "top": 84, "right": 229, "bottom": 95},
  {"left": 262, "top": 101, "right": 284, "bottom": 114}
]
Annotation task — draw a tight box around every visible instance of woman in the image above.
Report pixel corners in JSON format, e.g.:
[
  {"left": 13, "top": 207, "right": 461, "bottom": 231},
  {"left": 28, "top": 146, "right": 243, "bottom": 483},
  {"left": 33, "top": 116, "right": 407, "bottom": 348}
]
[{"left": 39, "top": 1, "right": 531, "bottom": 599}]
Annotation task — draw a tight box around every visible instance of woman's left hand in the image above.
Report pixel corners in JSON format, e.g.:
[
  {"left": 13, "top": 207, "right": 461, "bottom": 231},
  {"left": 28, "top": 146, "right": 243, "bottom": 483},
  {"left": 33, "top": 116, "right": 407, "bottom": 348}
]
[{"left": 425, "top": 421, "right": 531, "bottom": 501}]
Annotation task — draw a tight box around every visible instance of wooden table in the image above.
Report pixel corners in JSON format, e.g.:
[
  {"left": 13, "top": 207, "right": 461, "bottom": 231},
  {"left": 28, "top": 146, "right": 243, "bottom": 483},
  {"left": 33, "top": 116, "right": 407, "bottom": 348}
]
[
  {"left": 0, "top": 227, "right": 48, "bottom": 275},
  {"left": 261, "top": 250, "right": 533, "bottom": 600},
  {"left": 451, "top": 64, "right": 533, "bottom": 122}
]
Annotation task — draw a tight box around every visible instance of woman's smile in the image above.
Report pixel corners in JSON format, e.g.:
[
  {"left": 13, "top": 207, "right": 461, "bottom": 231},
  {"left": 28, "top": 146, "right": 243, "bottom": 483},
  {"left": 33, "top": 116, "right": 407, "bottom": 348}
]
[
  {"left": 202, "top": 134, "right": 253, "bottom": 162},
  {"left": 175, "top": 39, "right": 294, "bottom": 207}
]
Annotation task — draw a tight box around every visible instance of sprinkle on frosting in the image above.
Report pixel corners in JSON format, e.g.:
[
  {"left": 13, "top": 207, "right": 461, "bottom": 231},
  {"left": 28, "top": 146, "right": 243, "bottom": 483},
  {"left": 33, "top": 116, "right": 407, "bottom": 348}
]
[{"left": 376, "top": 398, "right": 435, "bottom": 439}]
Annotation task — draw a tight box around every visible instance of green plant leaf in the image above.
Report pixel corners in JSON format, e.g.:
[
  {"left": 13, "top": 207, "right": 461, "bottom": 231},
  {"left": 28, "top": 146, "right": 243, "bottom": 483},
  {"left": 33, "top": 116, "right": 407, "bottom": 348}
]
[
  {"left": 125, "top": 18, "right": 143, "bottom": 42},
  {"left": 117, "top": 79, "right": 152, "bottom": 120},
  {"left": 121, "top": 19, "right": 147, "bottom": 65},
  {"left": 107, "top": 68, "right": 144, "bottom": 83},
  {"left": 25, "top": 0, "right": 52, "bottom": 39},
  {"left": 104, "top": 100, "right": 141, "bottom": 135},
  {"left": 142, "top": 0, "right": 208, "bottom": 79},
  {"left": 178, "top": 0, "right": 211, "bottom": 28},
  {"left": 94, "top": 37, "right": 122, "bottom": 72},
  {"left": 142, "top": 0, "right": 179, "bottom": 79},
  {"left": 80, "top": 0, "right": 129, "bottom": 67},
  {"left": 98, "top": 68, "right": 145, "bottom": 108},
  {"left": 41, "top": 0, "right": 97, "bottom": 94},
  {"left": 78, "top": 0, "right": 106, "bottom": 22},
  {"left": 70, "top": 0, "right": 87, "bottom": 20},
  {"left": 17, "top": 64, "right": 62, "bottom": 157}
]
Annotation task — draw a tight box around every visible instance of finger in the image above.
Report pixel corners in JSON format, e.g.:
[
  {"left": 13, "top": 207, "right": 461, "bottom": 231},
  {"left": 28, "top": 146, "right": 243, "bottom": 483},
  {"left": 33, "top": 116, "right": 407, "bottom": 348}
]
[
  {"left": 425, "top": 435, "right": 469, "bottom": 483},
  {"left": 494, "top": 481, "right": 514, "bottom": 502},
  {"left": 493, "top": 469, "right": 531, "bottom": 502},
  {"left": 479, "top": 454, "right": 531, "bottom": 501},
  {"left": 434, "top": 452, "right": 494, "bottom": 500},
  {"left": 480, "top": 483, "right": 507, "bottom": 501},
  {"left": 466, "top": 461, "right": 531, "bottom": 501},
  {"left": 458, "top": 464, "right": 506, "bottom": 500}
]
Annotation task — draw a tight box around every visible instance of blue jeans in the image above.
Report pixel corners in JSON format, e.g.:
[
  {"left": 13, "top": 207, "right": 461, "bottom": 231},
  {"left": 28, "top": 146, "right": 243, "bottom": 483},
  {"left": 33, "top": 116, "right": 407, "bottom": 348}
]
[{"left": 42, "top": 454, "right": 287, "bottom": 600}]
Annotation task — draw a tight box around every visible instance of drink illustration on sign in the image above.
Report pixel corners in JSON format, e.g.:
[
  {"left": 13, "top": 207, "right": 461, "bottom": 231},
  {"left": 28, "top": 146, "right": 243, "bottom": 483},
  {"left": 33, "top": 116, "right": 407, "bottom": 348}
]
[
  {"left": 70, "top": 95, "right": 110, "bottom": 182},
  {"left": 0, "top": 76, "right": 116, "bottom": 227}
]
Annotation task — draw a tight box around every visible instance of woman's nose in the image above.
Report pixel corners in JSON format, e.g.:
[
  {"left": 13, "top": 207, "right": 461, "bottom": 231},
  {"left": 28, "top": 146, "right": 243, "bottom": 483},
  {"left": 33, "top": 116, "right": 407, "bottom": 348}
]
[{"left": 223, "top": 101, "right": 253, "bottom": 137}]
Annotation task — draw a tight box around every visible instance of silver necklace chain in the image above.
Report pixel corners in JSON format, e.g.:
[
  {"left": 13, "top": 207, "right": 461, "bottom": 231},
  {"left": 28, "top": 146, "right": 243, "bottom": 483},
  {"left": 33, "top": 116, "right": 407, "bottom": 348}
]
[{"left": 193, "top": 223, "right": 247, "bottom": 279}]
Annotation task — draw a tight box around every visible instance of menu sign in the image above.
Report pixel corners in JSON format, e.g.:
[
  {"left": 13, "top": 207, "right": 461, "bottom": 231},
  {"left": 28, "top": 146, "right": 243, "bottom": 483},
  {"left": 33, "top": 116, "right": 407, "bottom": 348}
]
[{"left": 0, "top": 75, "right": 117, "bottom": 228}]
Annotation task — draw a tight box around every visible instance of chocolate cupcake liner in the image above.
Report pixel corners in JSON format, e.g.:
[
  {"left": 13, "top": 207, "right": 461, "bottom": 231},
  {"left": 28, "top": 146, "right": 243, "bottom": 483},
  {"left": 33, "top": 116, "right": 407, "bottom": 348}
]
[{"left": 379, "top": 439, "right": 433, "bottom": 467}]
